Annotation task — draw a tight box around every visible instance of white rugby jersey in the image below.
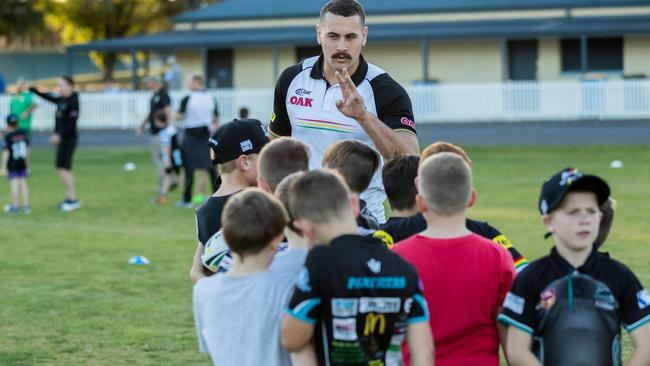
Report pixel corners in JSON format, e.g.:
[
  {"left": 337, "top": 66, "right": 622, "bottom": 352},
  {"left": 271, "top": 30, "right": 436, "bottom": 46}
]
[
  {"left": 269, "top": 55, "right": 416, "bottom": 222},
  {"left": 179, "top": 90, "right": 219, "bottom": 129}
]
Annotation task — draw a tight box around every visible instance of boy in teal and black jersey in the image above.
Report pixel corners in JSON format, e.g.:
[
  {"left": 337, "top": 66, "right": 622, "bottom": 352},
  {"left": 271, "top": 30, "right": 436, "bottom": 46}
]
[{"left": 499, "top": 167, "right": 650, "bottom": 366}]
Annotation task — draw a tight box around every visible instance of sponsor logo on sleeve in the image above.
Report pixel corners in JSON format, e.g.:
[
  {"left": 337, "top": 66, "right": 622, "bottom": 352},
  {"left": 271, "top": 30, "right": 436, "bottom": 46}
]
[
  {"left": 359, "top": 297, "right": 401, "bottom": 314},
  {"left": 270, "top": 112, "right": 276, "bottom": 123},
  {"left": 332, "top": 298, "right": 358, "bottom": 317},
  {"left": 503, "top": 292, "right": 525, "bottom": 315},
  {"left": 296, "top": 267, "right": 312, "bottom": 293},
  {"left": 637, "top": 289, "right": 650, "bottom": 309},
  {"left": 400, "top": 117, "right": 415, "bottom": 129},
  {"left": 333, "top": 318, "right": 358, "bottom": 341}
]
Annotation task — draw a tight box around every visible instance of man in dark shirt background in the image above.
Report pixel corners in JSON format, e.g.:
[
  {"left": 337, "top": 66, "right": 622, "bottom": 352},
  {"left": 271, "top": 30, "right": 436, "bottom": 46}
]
[
  {"left": 136, "top": 76, "right": 174, "bottom": 198},
  {"left": 30, "top": 75, "right": 81, "bottom": 211}
]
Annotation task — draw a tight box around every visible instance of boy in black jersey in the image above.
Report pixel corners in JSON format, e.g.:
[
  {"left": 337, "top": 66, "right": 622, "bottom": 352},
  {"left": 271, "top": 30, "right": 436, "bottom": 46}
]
[
  {"left": 322, "top": 140, "right": 381, "bottom": 234},
  {"left": 281, "top": 170, "right": 434, "bottom": 366},
  {"left": 1, "top": 114, "right": 30, "bottom": 213},
  {"left": 190, "top": 119, "right": 269, "bottom": 283},
  {"left": 373, "top": 142, "right": 529, "bottom": 271},
  {"left": 499, "top": 167, "right": 650, "bottom": 366}
]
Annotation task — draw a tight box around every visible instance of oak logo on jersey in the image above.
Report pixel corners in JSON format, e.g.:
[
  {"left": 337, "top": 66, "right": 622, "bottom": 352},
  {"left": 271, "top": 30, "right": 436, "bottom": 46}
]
[
  {"left": 290, "top": 96, "right": 313, "bottom": 107},
  {"left": 363, "top": 313, "right": 386, "bottom": 336}
]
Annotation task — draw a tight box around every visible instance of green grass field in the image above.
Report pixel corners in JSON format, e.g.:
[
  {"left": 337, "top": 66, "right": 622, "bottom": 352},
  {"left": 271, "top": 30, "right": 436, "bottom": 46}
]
[{"left": 1, "top": 145, "right": 649, "bottom": 365}]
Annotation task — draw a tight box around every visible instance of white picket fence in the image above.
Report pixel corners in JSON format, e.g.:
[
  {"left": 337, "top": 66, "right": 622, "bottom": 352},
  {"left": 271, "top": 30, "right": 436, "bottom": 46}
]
[{"left": 1, "top": 79, "right": 648, "bottom": 131}]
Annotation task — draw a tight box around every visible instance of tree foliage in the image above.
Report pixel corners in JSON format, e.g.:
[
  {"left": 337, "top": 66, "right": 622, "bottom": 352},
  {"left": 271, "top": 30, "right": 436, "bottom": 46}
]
[
  {"left": 0, "top": 0, "right": 45, "bottom": 39},
  {"left": 36, "top": 0, "right": 217, "bottom": 81}
]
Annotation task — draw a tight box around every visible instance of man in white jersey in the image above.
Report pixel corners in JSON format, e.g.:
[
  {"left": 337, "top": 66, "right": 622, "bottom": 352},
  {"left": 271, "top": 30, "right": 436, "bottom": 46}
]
[
  {"left": 176, "top": 75, "right": 219, "bottom": 207},
  {"left": 269, "top": 0, "right": 419, "bottom": 223}
]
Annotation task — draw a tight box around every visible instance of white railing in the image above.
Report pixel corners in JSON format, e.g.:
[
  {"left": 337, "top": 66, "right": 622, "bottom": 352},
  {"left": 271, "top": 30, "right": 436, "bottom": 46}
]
[{"left": 1, "top": 79, "right": 648, "bottom": 131}]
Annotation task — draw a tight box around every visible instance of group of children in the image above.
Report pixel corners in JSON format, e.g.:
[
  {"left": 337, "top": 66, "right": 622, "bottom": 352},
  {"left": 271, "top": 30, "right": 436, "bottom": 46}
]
[{"left": 190, "top": 118, "right": 650, "bottom": 366}]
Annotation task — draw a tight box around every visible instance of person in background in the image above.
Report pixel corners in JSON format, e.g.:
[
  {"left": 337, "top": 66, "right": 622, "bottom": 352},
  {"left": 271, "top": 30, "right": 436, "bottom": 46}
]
[
  {"left": 238, "top": 107, "right": 249, "bottom": 119},
  {"left": 10, "top": 77, "right": 37, "bottom": 139},
  {"left": 1, "top": 114, "right": 30, "bottom": 214},
  {"left": 164, "top": 56, "right": 182, "bottom": 90},
  {"left": 176, "top": 75, "right": 219, "bottom": 208},
  {"left": 154, "top": 111, "right": 182, "bottom": 204},
  {"left": 136, "top": 76, "right": 174, "bottom": 198},
  {"left": 30, "top": 75, "right": 81, "bottom": 211}
]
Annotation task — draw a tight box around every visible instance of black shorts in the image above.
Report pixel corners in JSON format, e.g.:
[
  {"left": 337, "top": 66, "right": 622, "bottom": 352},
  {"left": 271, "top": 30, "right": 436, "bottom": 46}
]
[{"left": 56, "top": 139, "right": 77, "bottom": 170}]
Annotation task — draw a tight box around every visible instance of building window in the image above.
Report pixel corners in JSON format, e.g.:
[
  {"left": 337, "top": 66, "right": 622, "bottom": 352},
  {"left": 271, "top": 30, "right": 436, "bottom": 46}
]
[{"left": 561, "top": 37, "right": 623, "bottom": 72}]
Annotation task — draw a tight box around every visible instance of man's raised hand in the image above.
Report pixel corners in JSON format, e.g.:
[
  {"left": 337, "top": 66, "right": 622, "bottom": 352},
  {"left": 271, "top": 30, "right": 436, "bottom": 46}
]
[{"left": 335, "top": 68, "right": 367, "bottom": 120}]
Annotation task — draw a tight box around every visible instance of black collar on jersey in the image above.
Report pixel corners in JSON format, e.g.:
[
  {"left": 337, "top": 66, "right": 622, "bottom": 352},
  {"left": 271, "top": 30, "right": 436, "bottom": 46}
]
[
  {"left": 330, "top": 233, "right": 385, "bottom": 248},
  {"left": 549, "top": 246, "right": 600, "bottom": 274},
  {"left": 310, "top": 53, "right": 369, "bottom": 87}
]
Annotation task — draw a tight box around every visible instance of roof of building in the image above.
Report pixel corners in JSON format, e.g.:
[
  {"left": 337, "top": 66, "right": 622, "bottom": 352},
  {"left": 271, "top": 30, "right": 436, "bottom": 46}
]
[
  {"left": 69, "top": 15, "right": 650, "bottom": 52},
  {"left": 174, "top": 0, "right": 649, "bottom": 22}
]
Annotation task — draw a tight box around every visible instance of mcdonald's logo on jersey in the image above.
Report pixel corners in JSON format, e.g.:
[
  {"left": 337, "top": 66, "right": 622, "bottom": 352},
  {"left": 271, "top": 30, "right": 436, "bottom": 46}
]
[{"left": 363, "top": 313, "right": 386, "bottom": 336}]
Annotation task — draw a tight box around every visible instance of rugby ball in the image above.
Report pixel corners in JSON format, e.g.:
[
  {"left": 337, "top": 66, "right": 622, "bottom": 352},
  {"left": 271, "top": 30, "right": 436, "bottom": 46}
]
[{"left": 201, "top": 230, "right": 232, "bottom": 273}]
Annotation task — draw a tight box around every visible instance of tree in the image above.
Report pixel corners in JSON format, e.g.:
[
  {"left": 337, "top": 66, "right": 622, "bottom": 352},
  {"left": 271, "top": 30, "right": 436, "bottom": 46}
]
[
  {"left": 0, "top": 0, "right": 44, "bottom": 41},
  {"left": 37, "top": 0, "right": 217, "bottom": 82}
]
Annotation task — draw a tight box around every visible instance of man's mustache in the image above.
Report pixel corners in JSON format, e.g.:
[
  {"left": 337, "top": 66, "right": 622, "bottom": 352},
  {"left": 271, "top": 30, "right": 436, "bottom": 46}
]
[{"left": 331, "top": 52, "right": 352, "bottom": 60}]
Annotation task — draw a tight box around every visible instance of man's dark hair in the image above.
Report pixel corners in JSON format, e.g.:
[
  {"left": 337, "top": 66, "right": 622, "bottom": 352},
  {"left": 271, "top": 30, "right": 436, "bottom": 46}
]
[
  {"left": 61, "top": 75, "right": 75, "bottom": 86},
  {"left": 383, "top": 155, "right": 420, "bottom": 211},
  {"left": 322, "top": 140, "right": 379, "bottom": 194},
  {"left": 239, "top": 107, "right": 249, "bottom": 119},
  {"left": 320, "top": 0, "right": 366, "bottom": 25}
]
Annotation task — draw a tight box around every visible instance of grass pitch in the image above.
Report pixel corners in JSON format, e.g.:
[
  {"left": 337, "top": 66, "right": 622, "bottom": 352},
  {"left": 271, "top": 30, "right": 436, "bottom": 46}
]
[{"left": 1, "top": 145, "right": 648, "bottom": 365}]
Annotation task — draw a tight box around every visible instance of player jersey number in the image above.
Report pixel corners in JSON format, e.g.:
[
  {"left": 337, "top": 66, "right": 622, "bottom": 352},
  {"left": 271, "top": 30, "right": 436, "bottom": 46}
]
[{"left": 12, "top": 141, "right": 27, "bottom": 159}]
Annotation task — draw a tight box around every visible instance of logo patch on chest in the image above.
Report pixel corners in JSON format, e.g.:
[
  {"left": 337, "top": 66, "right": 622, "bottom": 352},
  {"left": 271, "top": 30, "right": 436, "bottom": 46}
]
[
  {"left": 540, "top": 288, "right": 557, "bottom": 310},
  {"left": 290, "top": 96, "right": 313, "bottom": 107}
]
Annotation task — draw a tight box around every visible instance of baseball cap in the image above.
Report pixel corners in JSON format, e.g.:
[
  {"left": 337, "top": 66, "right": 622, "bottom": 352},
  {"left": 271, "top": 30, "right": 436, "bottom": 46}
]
[
  {"left": 208, "top": 119, "right": 269, "bottom": 165},
  {"left": 538, "top": 167, "right": 610, "bottom": 215},
  {"left": 6, "top": 113, "right": 18, "bottom": 125}
]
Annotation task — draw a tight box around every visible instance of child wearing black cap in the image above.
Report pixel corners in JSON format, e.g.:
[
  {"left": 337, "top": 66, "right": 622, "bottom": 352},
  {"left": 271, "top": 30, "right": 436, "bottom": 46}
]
[
  {"left": 1, "top": 114, "right": 30, "bottom": 213},
  {"left": 190, "top": 118, "right": 269, "bottom": 283},
  {"left": 499, "top": 167, "right": 650, "bottom": 366}
]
